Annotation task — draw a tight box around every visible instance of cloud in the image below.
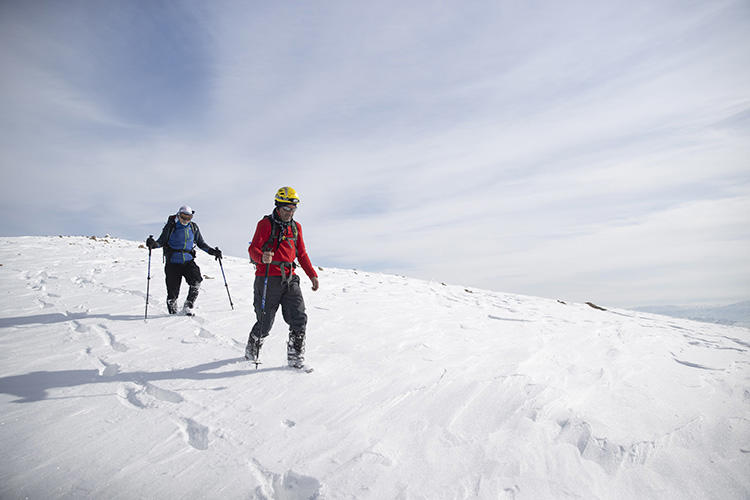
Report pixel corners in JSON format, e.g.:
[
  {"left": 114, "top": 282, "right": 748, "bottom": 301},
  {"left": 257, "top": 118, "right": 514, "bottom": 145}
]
[
  {"left": 482, "top": 195, "right": 750, "bottom": 307},
  {"left": 1, "top": 0, "right": 749, "bottom": 307}
]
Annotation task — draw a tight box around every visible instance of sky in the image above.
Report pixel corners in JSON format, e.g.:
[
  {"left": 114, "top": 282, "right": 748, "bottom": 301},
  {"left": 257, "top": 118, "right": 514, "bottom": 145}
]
[{"left": 1, "top": 0, "right": 749, "bottom": 308}]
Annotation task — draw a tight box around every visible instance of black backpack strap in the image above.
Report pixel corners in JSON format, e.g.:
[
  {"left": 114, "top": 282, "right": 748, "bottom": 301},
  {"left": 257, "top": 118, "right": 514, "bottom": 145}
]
[
  {"left": 262, "top": 215, "right": 297, "bottom": 250},
  {"left": 261, "top": 215, "right": 279, "bottom": 253},
  {"left": 162, "top": 215, "right": 177, "bottom": 262},
  {"left": 262, "top": 216, "right": 300, "bottom": 272}
]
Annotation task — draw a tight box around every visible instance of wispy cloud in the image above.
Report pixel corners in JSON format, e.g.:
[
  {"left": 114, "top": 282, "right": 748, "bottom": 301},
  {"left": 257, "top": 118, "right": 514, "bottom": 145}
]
[{"left": 1, "top": 0, "right": 748, "bottom": 306}]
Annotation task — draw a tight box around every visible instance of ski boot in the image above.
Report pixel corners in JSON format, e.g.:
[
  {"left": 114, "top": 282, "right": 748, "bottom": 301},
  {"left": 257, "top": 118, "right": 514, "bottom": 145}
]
[{"left": 167, "top": 299, "right": 178, "bottom": 315}]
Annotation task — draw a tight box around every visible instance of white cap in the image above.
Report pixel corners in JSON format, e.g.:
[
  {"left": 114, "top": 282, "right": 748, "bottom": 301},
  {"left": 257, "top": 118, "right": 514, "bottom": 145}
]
[{"left": 178, "top": 205, "right": 194, "bottom": 215}]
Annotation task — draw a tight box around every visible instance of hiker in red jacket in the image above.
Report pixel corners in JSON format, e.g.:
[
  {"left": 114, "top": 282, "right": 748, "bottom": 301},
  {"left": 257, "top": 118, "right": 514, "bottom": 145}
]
[{"left": 245, "top": 187, "right": 319, "bottom": 369}]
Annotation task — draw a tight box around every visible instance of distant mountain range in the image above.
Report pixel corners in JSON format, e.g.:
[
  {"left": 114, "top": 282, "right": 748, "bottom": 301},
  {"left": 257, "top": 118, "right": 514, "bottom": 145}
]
[{"left": 634, "top": 301, "right": 750, "bottom": 328}]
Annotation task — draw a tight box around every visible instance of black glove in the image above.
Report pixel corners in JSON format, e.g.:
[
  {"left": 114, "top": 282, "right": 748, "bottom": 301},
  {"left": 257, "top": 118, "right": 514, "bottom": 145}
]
[
  {"left": 213, "top": 247, "right": 222, "bottom": 260},
  {"left": 146, "top": 236, "right": 157, "bottom": 249}
]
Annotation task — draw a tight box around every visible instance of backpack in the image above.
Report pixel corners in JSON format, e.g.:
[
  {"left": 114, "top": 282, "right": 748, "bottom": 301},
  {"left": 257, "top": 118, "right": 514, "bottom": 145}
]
[{"left": 162, "top": 214, "right": 197, "bottom": 262}]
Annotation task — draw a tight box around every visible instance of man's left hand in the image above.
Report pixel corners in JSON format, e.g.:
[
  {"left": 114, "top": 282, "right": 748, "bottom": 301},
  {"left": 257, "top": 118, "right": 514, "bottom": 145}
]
[{"left": 311, "top": 277, "right": 319, "bottom": 291}]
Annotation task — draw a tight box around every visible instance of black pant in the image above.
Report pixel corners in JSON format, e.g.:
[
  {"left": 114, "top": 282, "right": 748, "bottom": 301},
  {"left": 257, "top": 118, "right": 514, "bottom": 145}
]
[
  {"left": 249, "top": 274, "right": 307, "bottom": 340},
  {"left": 165, "top": 260, "right": 202, "bottom": 304}
]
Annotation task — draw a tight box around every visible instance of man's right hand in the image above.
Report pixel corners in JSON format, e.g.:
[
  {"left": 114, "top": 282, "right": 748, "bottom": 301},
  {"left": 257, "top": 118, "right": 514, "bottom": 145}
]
[
  {"left": 146, "top": 236, "right": 157, "bottom": 249},
  {"left": 261, "top": 251, "right": 274, "bottom": 264}
]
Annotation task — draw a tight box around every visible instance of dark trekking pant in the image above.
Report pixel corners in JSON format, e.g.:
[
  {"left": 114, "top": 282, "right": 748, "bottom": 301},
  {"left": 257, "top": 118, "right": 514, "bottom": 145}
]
[
  {"left": 165, "top": 260, "right": 202, "bottom": 305},
  {"left": 248, "top": 274, "right": 307, "bottom": 342}
]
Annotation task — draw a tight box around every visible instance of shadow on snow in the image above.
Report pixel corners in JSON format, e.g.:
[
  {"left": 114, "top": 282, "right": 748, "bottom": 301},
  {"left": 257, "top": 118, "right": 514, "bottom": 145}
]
[
  {"left": 0, "top": 311, "right": 157, "bottom": 327},
  {"left": 0, "top": 358, "right": 289, "bottom": 403}
]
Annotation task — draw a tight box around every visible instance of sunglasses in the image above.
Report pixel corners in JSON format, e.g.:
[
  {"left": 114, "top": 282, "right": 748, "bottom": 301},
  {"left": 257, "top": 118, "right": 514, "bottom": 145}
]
[
  {"left": 279, "top": 205, "right": 297, "bottom": 213},
  {"left": 179, "top": 213, "right": 193, "bottom": 220}
]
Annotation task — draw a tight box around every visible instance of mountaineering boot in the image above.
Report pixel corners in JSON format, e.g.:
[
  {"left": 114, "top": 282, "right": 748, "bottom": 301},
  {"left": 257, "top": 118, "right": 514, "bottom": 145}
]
[
  {"left": 245, "top": 334, "right": 264, "bottom": 364},
  {"left": 167, "top": 299, "right": 178, "bottom": 315},
  {"left": 183, "top": 301, "right": 194, "bottom": 316},
  {"left": 186, "top": 283, "right": 200, "bottom": 305},
  {"left": 182, "top": 283, "right": 200, "bottom": 316},
  {"left": 287, "top": 331, "right": 306, "bottom": 369}
]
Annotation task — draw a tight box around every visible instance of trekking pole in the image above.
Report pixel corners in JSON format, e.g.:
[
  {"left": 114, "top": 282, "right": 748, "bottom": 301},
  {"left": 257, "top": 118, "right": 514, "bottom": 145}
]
[
  {"left": 145, "top": 236, "right": 153, "bottom": 320},
  {"left": 217, "top": 257, "right": 234, "bottom": 310},
  {"left": 255, "top": 262, "right": 270, "bottom": 369}
]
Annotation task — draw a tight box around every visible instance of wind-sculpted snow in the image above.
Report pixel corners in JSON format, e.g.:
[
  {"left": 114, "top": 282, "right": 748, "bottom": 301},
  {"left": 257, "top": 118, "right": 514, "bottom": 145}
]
[{"left": 0, "top": 236, "right": 748, "bottom": 499}]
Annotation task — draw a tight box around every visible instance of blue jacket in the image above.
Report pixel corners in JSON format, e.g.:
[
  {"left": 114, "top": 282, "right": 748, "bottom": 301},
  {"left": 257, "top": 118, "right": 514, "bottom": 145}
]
[{"left": 155, "top": 215, "right": 215, "bottom": 264}]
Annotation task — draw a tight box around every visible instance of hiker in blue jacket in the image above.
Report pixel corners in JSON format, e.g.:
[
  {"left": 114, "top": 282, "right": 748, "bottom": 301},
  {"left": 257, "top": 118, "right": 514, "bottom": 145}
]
[{"left": 146, "top": 205, "right": 222, "bottom": 316}]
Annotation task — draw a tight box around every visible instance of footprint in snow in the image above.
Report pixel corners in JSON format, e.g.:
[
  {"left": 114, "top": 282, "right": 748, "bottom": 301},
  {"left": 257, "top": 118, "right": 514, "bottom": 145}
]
[
  {"left": 98, "top": 359, "right": 120, "bottom": 377},
  {"left": 198, "top": 327, "right": 215, "bottom": 339},
  {"left": 144, "top": 382, "right": 184, "bottom": 403},
  {"left": 270, "top": 470, "right": 322, "bottom": 499},
  {"left": 97, "top": 323, "right": 128, "bottom": 352},
  {"left": 250, "top": 464, "right": 322, "bottom": 500},
  {"left": 181, "top": 418, "right": 209, "bottom": 450},
  {"left": 71, "top": 320, "right": 90, "bottom": 333},
  {"left": 117, "top": 384, "right": 149, "bottom": 410}
]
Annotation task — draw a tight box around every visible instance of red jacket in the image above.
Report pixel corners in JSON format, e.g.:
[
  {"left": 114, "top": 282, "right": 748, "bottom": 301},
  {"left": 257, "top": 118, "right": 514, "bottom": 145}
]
[{"left": 248, "top": 216, "right": 318, "bottom": 279}]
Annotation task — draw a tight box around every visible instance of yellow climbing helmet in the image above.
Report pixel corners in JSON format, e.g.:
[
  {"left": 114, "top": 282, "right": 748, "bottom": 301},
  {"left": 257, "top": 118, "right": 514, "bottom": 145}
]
[{"left": 274, "top": 186, "right": 300, "bottom": 205}]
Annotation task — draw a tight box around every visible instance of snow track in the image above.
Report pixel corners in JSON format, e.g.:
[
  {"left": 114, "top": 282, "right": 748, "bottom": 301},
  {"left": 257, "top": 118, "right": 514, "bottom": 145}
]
[{"left": 0, "top": 236, "right": 748, "bottom": 499}]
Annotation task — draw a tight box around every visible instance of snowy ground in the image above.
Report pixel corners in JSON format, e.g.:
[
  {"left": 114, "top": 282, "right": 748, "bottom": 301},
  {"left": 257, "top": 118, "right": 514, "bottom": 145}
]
[{"left": 1, "top": 236, "right": 748, "bottom": 499}]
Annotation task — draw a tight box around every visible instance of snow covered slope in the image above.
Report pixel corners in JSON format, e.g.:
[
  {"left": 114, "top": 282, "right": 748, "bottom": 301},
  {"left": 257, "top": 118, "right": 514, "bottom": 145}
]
[{"left": 1, "top": 236, "right": 748, "bottom": 499}]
